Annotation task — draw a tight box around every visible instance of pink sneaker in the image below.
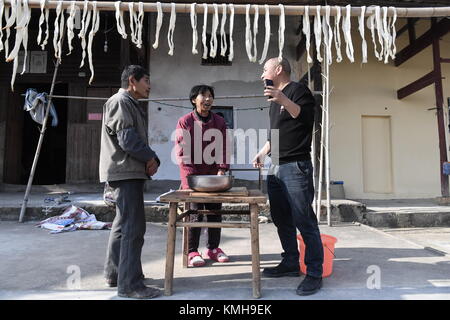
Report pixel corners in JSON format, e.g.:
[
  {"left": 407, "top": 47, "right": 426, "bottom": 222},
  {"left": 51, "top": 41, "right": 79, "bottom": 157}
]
[
  {"left": 204, "top": 248, "right": 229, "bottom": 263},
  {"left": 188, "top": 251, "right": 205, "bottom": 267}
]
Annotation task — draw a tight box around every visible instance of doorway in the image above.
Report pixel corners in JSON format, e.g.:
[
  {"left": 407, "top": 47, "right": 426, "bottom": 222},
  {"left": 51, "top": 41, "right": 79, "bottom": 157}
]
[{"left": 4, "top": 83, "right": 68, "bottom": 185}]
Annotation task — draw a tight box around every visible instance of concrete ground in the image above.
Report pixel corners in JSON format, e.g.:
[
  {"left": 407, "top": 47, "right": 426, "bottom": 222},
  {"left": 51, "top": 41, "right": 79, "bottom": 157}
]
[{"left": 1, "top": 220, "right": 449, "bottom": 300}]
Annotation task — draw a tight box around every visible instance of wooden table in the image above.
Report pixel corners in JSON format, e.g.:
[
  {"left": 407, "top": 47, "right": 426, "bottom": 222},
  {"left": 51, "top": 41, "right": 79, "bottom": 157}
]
[{"left": 159, "top": 189, "right": 267, "bottom": 298}]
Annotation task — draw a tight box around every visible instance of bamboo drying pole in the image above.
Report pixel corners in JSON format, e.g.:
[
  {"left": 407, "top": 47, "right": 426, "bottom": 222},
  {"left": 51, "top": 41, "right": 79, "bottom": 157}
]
[
  {"left": 18, "top": 47, "right": 64, "bottom": 223},
  {"left": 3, "top": 0, "right": 450, "bottom": 17}
]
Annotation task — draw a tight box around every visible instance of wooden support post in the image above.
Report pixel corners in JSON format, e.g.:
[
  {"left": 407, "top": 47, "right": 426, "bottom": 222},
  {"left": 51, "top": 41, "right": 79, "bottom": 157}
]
[
  {"left": 250, "top": 204, "right": 261, "bottom": 299},
  {"left": 432, "top": 32, "right": 449, "bottom": 197},
  {"left": 164, "top": 202, "right": 178, "bottom": 296},
  {"left": 19, "top": 55, "right": 63, "bottom": 222}
]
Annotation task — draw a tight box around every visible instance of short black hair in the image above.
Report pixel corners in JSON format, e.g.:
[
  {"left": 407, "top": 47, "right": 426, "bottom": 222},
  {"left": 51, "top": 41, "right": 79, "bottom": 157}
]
[
  {"left": 189, "top": 85, "right": 215, "bottom": 107},
  {"left": 121, "top": 65, "right": 149, "bottom": 89}
]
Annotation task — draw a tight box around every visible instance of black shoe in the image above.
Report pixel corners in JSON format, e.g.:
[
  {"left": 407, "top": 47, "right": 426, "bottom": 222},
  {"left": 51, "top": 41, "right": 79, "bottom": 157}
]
[
  {"left": 262, "top": 264, "right": 300, "bottom": 278},
  {"left": 296, "top": 275, "right": 322, "bottom": 296},
  {"left": 118, "top": 286, "right": 161, "bottom": 299},
  {"left": 106, "top": 274, "right": 145, "bottom": 288}
]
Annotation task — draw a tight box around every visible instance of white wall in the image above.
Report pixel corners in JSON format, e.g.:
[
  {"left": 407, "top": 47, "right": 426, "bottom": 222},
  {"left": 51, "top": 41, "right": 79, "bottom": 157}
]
[
  {"left": 327, "top": 18, "right": 450, "bottom": 199},
  {"left": 147, "top": 13, "right": 301, "bottom": 181}
]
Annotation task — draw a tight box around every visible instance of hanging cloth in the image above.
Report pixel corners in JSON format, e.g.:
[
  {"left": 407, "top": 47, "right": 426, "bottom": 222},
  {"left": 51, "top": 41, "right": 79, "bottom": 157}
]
[{"left": 24, "top": 88, "right": 58, "bottom": 127}]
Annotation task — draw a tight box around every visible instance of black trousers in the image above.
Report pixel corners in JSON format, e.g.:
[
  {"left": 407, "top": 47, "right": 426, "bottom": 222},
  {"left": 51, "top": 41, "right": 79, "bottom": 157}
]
[
  {"left": 104, "top": 179, "right": 146, "bottom": 294},
  {"left": 188, "top": 202, "right": 222, "bottom": 253}
]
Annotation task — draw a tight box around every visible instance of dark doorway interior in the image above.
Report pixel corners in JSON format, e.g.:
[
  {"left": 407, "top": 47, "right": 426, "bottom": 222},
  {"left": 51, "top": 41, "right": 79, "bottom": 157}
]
[{"left": 20, "top": 83, "right": 68, "bottom": 185}]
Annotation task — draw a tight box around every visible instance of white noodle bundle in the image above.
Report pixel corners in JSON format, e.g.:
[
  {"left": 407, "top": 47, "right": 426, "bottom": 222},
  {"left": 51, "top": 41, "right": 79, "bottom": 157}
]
[{"left": 167, "top": 2, "right": 176, "bottom": 55}]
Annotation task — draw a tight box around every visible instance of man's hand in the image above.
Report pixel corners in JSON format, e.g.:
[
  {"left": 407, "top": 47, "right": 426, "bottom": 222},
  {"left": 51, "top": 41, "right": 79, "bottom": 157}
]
[
  {"left": 217, "top": 169, "right": 226, "bottom": 176},
  {"left": 252, "top": 153, "right": 265, "bottom": 169},
  {"left": 264, "top": 86, "right": 287, "bottom": 104},
  {"left": 146, "top": 158, "right": 159, "bottom": 177}
]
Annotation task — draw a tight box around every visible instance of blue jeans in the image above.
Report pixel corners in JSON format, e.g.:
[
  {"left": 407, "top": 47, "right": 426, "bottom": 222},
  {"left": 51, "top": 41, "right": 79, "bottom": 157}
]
[{"left": 267, "top": 159, "right": 324, "bottom": 278}]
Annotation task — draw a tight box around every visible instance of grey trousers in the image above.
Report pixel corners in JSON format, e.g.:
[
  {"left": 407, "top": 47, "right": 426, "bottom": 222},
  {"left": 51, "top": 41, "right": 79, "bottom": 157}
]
[{"left": 104, "top": 179, "right": 146, "bottom": 294}]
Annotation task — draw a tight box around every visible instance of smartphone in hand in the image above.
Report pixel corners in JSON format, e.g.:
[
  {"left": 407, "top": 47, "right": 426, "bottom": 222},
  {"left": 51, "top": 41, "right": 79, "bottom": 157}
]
[{"left": 264, "top": 79, "right": 274, "bottom": 99}]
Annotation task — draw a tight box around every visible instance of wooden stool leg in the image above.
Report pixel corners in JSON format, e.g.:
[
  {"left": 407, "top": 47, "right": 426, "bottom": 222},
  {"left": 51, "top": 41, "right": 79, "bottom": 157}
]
[
  {"left": 250, "top": 204, "right": 261, "bottom": 298},
  {"left": 182, "top": 202, "right": 190, "bottom": 268},
  {"left": 164, "top": 202, "right": 178, "bottom": 296}
]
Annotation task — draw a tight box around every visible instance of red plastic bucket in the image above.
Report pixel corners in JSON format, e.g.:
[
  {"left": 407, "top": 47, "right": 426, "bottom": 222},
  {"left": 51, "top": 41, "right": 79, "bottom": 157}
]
[{"left": 297, "top": 234, "right": 337, "bottom": 278}]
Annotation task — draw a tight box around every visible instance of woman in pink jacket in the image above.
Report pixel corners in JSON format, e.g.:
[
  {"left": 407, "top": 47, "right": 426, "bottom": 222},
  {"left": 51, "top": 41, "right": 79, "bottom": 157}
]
[{"left": 175, "top": 85, "right": 230, "bottom": 267}]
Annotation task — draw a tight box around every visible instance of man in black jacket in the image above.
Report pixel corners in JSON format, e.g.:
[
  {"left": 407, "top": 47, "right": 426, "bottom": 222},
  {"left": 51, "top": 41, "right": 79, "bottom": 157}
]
[
  {"left": 253, "top": 57, "right": 324, "bottom": 296},
  {"left": 100, "top": 65, "right": 160, "bottom": 299}
]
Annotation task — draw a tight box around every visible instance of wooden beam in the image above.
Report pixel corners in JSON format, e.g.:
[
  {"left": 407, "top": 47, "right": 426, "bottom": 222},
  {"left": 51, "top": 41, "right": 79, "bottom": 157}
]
[
  {"left": 397, "top": 71, "right": 437, "bottom": 99},
  {"left": 395, "top": 18, "right": 450, "bottom": 66}
]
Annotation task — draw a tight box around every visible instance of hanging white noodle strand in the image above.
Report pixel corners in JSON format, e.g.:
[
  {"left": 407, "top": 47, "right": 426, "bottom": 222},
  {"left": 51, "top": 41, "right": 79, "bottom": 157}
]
[
  {"left": 190, "top": 3, "right": 198, "bottom": 54},
  {"left": 313, "top": 5, "right": 322, "bottom": 63},
  {"left": 209, "top": 3, "right": 218, "bottom": 58},
  {"left": 167, "top": 2, "right": 176, "bottom": 56},
  {"left": 323, "top": 5, "right": 333, "bottom": 65},
  {"left": 79, "top": 0, "right": 91, "bottom": 67},
  {"left": 152, "top": 2, "right": 162, "bottom": 49},
  {"left": 36, "top": 0, "right": 45, "bottom": 47},
  {"left": 66, "top": 1, "right": 77, "bottom": 55},
  {"left": 136, "top": 2, "right": 144, "bottom": 48},
  {"left": 0, "top": 0, "right": 4, "bottom": 52},
  {"left": 278, "top": 4, "right": 285, "bottom": 62},
  {"left": 374, "top": 6, "right": 384, "bottom": 61},
  {"left": 202, "top": 3, "right": 208, "bottom": 59},
  {"left": 333, "top": 5, "right": 342, "bottom": 63},
  {"left": 358, "top": 5, "right": 367, "bottom": 63},
  {"left": 228, "top": 4, "right": 234, "bottom": 61},
  {"left": 259, "top": 4, "right": 270, "bottom": 64},
  {"left": 302, "top": 5, "right": 312, "bottom": 64},
  {"left": 382, "top": 6, "right": 391, "bottom": 63},
  {"left": 52, "top": 0, "right": 62, "bottom": 59},
  {"left": 4, "top": 5, "right": 11, "bottom": 58},
  {"left": 245, "top": 4, "right": 252, "bottom": 62},
  {"left": 87, "top": 1, "right": 100, "bottom": 84},
  {"left": 128, "top": 2, "right": 138, "bottom": 45},
  {"left": 220, "top": 3, "right": 227, "bottom": 57},
  {"left": 251, "top": 4, "right": 259, "bottom": 63},
  {"left": 114, "top": 1, "right": 127, "bottom": 39},
  {"left": 390, "top": 7, "right": 397, "bottom": 59},
  {"left": 368, "top": 11, "right": 380, "bottom": 60},
  {"left": 343, "top": 4, "right": 354, "bottom": 62}
]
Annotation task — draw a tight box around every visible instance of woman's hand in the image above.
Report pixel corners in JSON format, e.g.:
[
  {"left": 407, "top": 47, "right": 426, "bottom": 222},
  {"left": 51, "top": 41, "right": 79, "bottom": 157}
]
[{"left": 217, "top": 169, "right": 226, "bottom": 176}]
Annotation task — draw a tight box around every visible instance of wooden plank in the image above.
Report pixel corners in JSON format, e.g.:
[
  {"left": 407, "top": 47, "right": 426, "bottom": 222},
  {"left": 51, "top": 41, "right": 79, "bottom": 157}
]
[
  {"left": 177, "top": 222, "right": 251, "bottom": 228},
  {"left": 395, "top": 18, "right": 450, "bottom": 67},
  {"left": 189, "top": 187, "right": 249, "bottom": 197},
  {"left": 397, "top": 71, "right": 437, "bottom": 99},
  {"left": 160, "top": 191, "right": 267, "bottom": 204}
]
